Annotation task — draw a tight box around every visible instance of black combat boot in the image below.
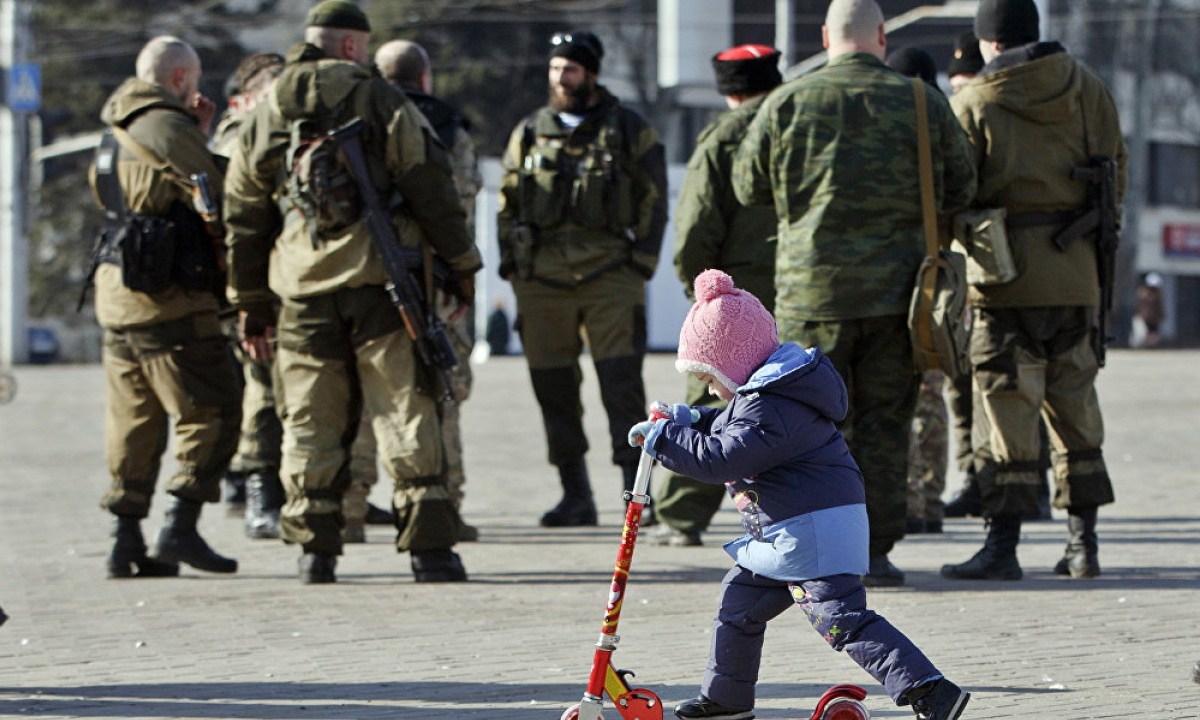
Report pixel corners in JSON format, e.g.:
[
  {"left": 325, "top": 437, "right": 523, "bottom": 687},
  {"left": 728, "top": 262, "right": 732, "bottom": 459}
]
[
  {"left": 151, "top": 496, "right": 238, "bottom": 574},
  {"left": 905, "top": 677, "right": 970, "bottom": 720},
  {"left": 222, "top": 470, "right": 246, "bottom": 516},
  {"left": 540, "top": 459, "right": 598, "bottom": 527},
  {"left": 863, "top": 552, "right": 905, "bottom": 587},
  {"left": 299, "top": 551, "right": 337, "bottom": 584},
  {"left": 1054, "top": 505, "right": 1100, "bottom": 578},
  {"left": 411, "top": 549, "right": 468, "bottom": 582},
  {"left": 107, "top": 515, "right": 179, "bottom": 579},
  {"left": 943, "top": 468, "right": 981, "bottom": 518},
  {"left": 941, "top": 515, "right": 1023, "bottom": 580},
  {"left": 243, "top": 470, "right": 284, "bottom": 539}
]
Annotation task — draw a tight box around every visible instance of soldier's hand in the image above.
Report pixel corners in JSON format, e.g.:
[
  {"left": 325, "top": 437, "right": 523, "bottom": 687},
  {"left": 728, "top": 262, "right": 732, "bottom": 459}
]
[
  {"left": 189, "top": 93, "right": 217, "bottom": 136},
  {"left": 238, "top": 306, "right": 276, "bottom": 363},
  {"left": 445, "top": 276, "right": 475, "bottom": 323}
]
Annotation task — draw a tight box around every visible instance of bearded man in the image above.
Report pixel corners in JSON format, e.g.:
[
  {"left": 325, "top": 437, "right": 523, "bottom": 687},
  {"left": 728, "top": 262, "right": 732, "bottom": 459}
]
[{"left": 496, "top": 30, "right": 667, "bottom": 527}]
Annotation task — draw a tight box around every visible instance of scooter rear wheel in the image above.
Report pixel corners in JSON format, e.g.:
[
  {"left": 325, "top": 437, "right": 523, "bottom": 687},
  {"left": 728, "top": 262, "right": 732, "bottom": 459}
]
[{"left": 817, "top": 698, "right": 870, "bottom": 720}]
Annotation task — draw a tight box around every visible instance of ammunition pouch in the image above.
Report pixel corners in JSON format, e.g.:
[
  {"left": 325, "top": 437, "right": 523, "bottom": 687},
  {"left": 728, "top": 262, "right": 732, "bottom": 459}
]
[
  {"left": 98, "top": 201, "right": 222, "bottom": 296},
  {"left": 953, "top": 207, "right": 1017, "bottom": 286}
]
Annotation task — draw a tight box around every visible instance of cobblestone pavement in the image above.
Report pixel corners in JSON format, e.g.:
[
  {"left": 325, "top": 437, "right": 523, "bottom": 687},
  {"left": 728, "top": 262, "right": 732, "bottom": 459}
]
[{"left": 0, "top": 350, "right": 1197, "bottom": 719}]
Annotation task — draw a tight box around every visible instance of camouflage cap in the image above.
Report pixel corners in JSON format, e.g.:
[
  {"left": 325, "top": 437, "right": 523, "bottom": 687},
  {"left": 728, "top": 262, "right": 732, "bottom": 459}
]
[{"left": 305, "top": 0, "right": 370, "bottom": 32}]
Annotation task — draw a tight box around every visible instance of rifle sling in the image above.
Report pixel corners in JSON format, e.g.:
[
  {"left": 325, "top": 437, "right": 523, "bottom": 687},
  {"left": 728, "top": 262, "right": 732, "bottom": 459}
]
[{"left": 912, "top": 78, "right": 939, "bottom": 368}]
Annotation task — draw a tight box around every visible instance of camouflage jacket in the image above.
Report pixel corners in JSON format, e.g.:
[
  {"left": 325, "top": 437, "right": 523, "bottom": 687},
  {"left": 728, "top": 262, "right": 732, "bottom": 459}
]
[
  {"left": 90, "top": 77, "right": 223, "bottom": 329},
  {"left": 224, "top": 43, "right": 482, "bottom": 308},
  {"left": 674, "top": 95, "right": 777, "bottom": 310},
  {"left": 734, "top": 52, "right": 976, "bottom": 323},
  {"left": 951, "top": 42, "right": 1127, "bottom": 309},
  {"left": 497, "top": 88, "right": 667, "bottom": 288},
  {"left": 402, "top": 89, "right": 482, "bottom": 224}
]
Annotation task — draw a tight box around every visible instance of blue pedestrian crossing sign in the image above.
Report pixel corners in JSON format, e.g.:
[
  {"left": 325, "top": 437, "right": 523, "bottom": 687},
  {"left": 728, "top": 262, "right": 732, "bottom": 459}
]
[{"left": 7, "top": 63, "right": 40, "bottom": 113}]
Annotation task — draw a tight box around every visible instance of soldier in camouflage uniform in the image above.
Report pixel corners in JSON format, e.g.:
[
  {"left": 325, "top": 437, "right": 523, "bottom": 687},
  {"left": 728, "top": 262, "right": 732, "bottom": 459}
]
[
  {"left": 905, "top": 370, "right": 948, "bottom": 533},
  {"left": 733, "top": 0, "right": 976, "bottom": 586},
  {"left": 341, "top": 40, "right": 484, "bottom": 544},
  {"left": 497, "top": 31, "right": 667, "bottom": 527},
  {"left": 224, "top": 1, "right": 481, "bottom": 584},
  {"left": 91, "top": 36, "right": 240, "bottom": 578},
  {"left": 211, "top": 52, "right": 288, "bottom": 539},
  {"left": 653, "top": 44, "right": 781, "bottom": 548},
  {"left": 941, "top": 0, "right": 1125, "bottom": 581}
]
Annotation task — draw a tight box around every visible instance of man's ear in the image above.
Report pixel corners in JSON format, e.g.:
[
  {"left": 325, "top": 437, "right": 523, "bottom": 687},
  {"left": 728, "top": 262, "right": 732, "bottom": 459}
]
[
  {"left": 170, "top": 66, "right": 187, "bottom": 94},
  {"left": 340, "top": 33, "right": 357, "bottom": 61},
  {"left": 877, "top": 24, "right": 886, "bottom": 49},
  {"left": 821, "top": 24, "right": 830, "bottom": 50}
]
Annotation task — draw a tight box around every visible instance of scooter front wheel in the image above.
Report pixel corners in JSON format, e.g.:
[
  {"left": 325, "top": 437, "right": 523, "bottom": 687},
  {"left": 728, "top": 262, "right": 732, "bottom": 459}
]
[{"left": 561, "top": 702, "right": 604, "bottom": 720}]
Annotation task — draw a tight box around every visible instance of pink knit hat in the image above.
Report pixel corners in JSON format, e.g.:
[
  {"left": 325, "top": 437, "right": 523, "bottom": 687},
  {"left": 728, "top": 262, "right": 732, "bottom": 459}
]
[{"left": 676, "top": 269, "right": 779, "bottom": 394}]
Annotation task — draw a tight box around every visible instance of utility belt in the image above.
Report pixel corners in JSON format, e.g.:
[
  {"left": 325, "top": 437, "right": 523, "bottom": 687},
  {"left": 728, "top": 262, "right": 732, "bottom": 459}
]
[{"left": 1006, "top": 207, "right": 1096, "bottom": 252}]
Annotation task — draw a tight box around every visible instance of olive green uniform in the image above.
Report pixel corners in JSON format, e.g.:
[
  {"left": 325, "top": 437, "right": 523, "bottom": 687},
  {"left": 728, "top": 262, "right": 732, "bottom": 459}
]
[
  {"left": 91, "top": 78, "right": 241, "bottom": 518},
  {"left": 224, "top": 44, "right": 482, "bottom": 557},
  {"left": 212, "top": 111, "right": 283, "bottom": 483},
  {"left": 655, "top": 95, "right": 777, "bottom": 535},
  {"left": 344, "top": 89, "right": 482, "bottom": 536},
  {"left": 734, "top": 53, "right": 977, "bottom": 557},
  {"left": 951, "top": 43, "right": 1125, "bottom": 517},
  {"left": 497, "top": 88, "right": 667, "bottom": 479}
]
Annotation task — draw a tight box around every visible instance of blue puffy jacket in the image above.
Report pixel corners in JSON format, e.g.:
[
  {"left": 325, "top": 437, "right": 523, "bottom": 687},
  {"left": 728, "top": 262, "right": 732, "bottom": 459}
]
[{"left": 647, "top": 343, "right": 869, "bottom": 581}]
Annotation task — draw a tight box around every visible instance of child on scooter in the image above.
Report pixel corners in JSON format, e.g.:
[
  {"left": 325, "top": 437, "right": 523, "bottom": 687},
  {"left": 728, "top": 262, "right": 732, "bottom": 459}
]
[{"left": 628, "top": 270, "right": 970, "bottom": 720}]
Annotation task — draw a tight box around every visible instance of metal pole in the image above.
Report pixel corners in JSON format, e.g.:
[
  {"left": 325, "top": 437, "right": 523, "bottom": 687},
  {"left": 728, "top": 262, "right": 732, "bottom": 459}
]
[
  {"left": 775, "top": 0, "right": 793, "bottom": 69},
  {"left": 0, "top": 0, "right": 28, "bottom": 366}
]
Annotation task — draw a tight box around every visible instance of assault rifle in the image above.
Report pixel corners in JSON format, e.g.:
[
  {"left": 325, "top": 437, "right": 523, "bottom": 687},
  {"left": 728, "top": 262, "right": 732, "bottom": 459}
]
[
  {"left": 189, "top": 172, "right": 227, "bottom": 272},
  {"left": 331, "top": 118, "right": 459, "bottom": 401},
  {"left": 1053, "top": 155, "right": 1120, "bottom": 367}
]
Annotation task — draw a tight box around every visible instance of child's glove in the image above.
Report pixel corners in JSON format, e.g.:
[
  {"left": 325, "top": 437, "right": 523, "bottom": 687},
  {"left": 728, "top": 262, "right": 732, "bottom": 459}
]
[
  {"left": 627, "top": 418, "right": 668, "bottom": 449},
  {"left": 648, "top": 400, "right": 701, "bottom": 427}
]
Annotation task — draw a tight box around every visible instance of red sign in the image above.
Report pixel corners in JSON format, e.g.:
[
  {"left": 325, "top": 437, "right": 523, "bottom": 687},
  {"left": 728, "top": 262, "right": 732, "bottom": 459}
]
[{"left": 1163, "top": 225, "right": 1200, "bottom": 257}]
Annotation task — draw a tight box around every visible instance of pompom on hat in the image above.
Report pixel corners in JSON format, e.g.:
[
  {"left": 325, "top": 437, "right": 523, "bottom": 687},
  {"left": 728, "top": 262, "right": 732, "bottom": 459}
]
[{"left": 676, "top": 269, "right": 779, "bottom": 394}]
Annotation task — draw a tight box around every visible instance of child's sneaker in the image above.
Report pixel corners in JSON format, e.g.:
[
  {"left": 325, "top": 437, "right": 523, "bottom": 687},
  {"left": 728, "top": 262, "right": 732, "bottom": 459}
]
[
  {"left": 674, "top": 694, "right": 753, "bottom": 720},
  {"left": 905, "top": 678, "right": 969, "bottom": 720}
]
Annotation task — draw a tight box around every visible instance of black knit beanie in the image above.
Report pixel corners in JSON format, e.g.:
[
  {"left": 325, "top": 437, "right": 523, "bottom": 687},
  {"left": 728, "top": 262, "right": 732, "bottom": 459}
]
[
  {"left": 948, "top": 31, "right": 985, "bottom": 76},
  {"left": 886, "top": 47, "right": 938, "bottom": 87},
  {"left": 975, "top": 0, "right": 1040, "bottom": 45},
  {"left": 549, "top": 31, "right": 603, "bottom": 74},
  {"left": 712, "top": 44, "right": 782, "bottom": 97}
]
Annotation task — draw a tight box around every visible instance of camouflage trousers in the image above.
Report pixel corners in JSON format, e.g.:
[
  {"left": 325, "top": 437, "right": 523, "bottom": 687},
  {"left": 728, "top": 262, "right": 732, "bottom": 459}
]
[
  {"left": 654, "top": 371, "right": 727, "bottom": 533},
  {"left": 344, "top": 303, "right": 474, "bottom": 525},
  {"left": 970, "top": 306, "right": 1114, "bottom": 517},
  {"left": 906, "top": 370, "right": 948, "bottom": 522},
  {"left": 275, "top": 286, "right": 460, "bottom": 557},
  {"left": 100, "top": 312, "right": 241, "bottom": 517},
  {"left": 779, "top": 314, "right": 918, "bottom": 556}
]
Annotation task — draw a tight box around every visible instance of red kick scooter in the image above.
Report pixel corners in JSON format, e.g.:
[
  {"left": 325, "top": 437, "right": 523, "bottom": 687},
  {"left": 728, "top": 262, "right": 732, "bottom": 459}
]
[{"left": 560, "top": 407, "right": 872, "bottom": 720}]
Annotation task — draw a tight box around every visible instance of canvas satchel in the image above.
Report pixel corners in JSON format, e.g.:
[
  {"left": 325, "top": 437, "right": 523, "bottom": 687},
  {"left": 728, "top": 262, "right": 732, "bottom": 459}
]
[{"left": 907, "top": 78, "right": 970, "bottom": 378}]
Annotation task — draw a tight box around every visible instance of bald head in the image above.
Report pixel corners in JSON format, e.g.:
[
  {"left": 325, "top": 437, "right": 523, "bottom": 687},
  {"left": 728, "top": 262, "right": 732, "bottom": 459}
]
[
  {"left": 135, "top": 36, "right": 201, "bottom": 103},
  {"left": 376, "top": 40, "right": 431, "bottom": 92},
  {"left": 136, "top": 36, "right": 199, "bottom": 86},
  {"left": 823, "top": 0, "right": 887, "bottom": 60}
]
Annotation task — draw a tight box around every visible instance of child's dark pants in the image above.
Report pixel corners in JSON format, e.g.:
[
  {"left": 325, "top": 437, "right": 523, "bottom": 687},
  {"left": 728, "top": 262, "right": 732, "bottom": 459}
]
[{"left": 701, "top": 566, "right": 940, "bottom": 708}]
